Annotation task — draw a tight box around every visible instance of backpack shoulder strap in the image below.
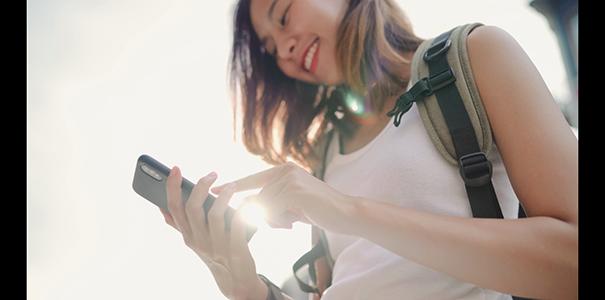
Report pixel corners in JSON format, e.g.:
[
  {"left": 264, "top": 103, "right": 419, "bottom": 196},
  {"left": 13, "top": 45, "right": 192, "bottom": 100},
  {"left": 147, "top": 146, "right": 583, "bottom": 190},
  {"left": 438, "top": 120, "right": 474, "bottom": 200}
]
[
  {"left": 412, "top": 22, "right": 493, "bottom": 165},
  {"left": 419, "top": 23, "right": 528, "bottom": 219},
  {"left": 388, "top": 23, "right": 526, "bottom": 219},
  {"left": 416, "top": 23, "right": 504, "bottom": 218},
  {"left": 390, "top": 24, "right": 530, "bottom": 298}
]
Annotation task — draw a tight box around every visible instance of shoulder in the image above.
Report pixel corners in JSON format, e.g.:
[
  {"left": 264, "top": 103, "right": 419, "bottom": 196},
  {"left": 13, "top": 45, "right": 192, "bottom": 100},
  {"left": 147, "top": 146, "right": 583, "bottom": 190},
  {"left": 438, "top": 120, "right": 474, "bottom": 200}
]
[
  {"left": 465, "top": 25, "right": 578, "bottom": 224},
  {"left": 467, "top": 24, "right": 515, "bottom": 49},
  {"left": 464, "top": 24, "right": 556, "bottom": 138},
  {"left": 464, "top": 24, "right": 559, "bottom": 139},
  {"left": 465, "top": 25, "right": 532, "bottom": 82}
]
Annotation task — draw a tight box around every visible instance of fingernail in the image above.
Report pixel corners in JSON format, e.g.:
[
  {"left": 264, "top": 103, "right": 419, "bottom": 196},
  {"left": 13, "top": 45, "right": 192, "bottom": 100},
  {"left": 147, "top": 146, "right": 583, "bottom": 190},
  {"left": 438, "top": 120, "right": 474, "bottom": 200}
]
[
  {"left": 170, "top": 166, "right": 180, "bottom": 176},
  {"left": 203, "top": 172, "right": 217, "bottom": 183}
]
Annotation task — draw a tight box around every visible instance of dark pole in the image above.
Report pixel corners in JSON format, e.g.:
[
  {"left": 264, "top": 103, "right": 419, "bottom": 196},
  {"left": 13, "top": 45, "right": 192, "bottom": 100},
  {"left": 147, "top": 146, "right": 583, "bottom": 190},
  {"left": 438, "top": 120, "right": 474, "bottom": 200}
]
[{"left": 529, "top": 0, "right": 578, "bottom": 128}]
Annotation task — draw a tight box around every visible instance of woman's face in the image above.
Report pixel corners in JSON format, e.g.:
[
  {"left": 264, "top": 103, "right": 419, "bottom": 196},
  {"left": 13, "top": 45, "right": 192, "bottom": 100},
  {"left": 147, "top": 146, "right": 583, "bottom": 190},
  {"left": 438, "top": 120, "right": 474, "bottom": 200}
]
[{"left": 249, "top": 0, "right": 348, "bottom": 85}]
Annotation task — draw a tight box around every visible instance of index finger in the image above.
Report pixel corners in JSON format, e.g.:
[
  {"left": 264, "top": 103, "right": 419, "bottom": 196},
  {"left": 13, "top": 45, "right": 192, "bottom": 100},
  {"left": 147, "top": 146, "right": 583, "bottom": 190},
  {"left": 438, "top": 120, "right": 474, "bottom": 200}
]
[{"left": 211, "top": 164, "right": 286, "bottom": 194}]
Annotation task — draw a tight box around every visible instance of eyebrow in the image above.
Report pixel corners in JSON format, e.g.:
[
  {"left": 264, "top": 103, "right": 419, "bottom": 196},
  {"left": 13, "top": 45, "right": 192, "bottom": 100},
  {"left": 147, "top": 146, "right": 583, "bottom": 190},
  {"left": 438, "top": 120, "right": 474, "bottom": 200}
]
[
  {"left": 260, "top": 0, "right": 279, "bottom": 49},
  {"left": 267, "top": 0, "right": 279, "bottom": 22}
]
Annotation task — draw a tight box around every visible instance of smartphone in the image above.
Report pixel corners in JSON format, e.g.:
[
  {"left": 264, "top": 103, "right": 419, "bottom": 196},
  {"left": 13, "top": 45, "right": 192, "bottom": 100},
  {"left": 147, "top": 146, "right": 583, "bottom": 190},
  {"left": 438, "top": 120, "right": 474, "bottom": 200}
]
[{"left": 132, "top": 154, "right": 256, "bottom": 242}]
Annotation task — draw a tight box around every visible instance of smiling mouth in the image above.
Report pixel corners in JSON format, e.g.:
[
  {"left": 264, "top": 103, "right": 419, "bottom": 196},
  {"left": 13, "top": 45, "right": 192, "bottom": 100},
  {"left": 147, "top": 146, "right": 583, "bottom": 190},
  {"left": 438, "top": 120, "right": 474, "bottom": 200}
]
[{"left": 302, "top": 38, "right": 319, "bottom": 73}]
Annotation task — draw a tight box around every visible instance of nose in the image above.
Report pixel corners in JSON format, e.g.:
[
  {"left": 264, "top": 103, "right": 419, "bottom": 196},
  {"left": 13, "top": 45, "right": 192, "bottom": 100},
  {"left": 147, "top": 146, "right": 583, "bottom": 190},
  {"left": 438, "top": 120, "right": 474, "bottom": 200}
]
[{"left": 276, "top": 35, "right": 297, "bottom": 60}]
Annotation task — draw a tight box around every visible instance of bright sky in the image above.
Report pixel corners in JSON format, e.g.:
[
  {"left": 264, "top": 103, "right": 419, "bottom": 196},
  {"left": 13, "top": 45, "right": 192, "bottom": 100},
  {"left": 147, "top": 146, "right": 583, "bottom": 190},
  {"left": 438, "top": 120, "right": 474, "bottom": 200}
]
[{"left": 27, "top": 1, "right": 569, "bottom": 299}]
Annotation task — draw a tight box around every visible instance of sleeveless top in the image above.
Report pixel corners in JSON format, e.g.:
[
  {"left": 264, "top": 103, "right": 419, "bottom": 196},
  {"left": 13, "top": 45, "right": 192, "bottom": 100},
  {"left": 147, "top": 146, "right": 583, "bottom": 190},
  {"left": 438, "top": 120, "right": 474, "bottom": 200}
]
[{"left": 319, "top": 102, "right": 519, "bottom": 299}]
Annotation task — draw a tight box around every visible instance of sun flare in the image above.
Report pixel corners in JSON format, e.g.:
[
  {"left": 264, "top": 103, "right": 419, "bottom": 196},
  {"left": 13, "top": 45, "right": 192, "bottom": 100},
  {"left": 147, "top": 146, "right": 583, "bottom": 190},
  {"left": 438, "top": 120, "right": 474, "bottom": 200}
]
[{"left": 239, "top": 200, "right": 267, "bottom": 228}]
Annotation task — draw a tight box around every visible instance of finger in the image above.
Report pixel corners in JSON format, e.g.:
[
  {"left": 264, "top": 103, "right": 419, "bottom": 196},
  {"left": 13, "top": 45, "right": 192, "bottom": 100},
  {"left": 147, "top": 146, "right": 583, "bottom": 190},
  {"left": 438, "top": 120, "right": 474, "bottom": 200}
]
[
  {"left": 166, "top": 166, "right": 192, "bottom": 236},
  {"left": 267, "top": 213, "right": 297, "bottom": 229},
  {"left": 255, "top": 178, "right": 296, "bottom": 227},
  {"left": 185, "top": 171, "right": 218, "bottom": 226},
  {"left": 159, "top": 208, "right": 178, "bottom": 231},
  {"left": 185, "top": 172, "right": 218, "bottom": 252},
  {"left": 208, "top": 183, "right": 237, "bottom": 263},
  {"left": 210, "top": 164, "right": 291, "bottom": 194},
  {"left": 256, "top": 176, "right": 306, "bottom": 228}
]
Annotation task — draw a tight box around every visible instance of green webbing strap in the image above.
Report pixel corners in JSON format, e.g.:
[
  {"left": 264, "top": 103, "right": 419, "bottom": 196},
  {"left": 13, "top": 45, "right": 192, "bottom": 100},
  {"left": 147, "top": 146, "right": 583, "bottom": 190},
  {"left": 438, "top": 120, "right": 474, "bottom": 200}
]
[
  {"left": 258, "top": 274, "right": 286, "bottom": 300},
  {"left": 291, "top": 242, "right": 324, "bottom": 294}
]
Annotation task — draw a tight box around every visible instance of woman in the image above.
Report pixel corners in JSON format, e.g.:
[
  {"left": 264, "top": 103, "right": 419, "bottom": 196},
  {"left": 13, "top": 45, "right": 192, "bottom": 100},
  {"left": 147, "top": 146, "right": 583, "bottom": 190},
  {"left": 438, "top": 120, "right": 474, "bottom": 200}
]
[{"left": 160, "top": 0, "right": 578, "bottom": 299}]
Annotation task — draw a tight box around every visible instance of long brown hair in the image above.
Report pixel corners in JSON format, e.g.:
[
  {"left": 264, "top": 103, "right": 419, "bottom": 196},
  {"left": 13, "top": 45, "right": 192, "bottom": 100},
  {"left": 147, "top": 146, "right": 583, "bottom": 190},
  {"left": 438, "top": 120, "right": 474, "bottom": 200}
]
[{"left": 229, "top": 0, "right": 423, "bottom": 171}]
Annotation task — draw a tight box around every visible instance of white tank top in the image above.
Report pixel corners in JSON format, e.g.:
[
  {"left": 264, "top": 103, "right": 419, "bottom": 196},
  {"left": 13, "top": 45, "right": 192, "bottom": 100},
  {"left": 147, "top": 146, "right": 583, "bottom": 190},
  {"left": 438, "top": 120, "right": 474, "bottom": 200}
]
[{"left": 320, "top": 103, "right": 519, "bottom": 300}]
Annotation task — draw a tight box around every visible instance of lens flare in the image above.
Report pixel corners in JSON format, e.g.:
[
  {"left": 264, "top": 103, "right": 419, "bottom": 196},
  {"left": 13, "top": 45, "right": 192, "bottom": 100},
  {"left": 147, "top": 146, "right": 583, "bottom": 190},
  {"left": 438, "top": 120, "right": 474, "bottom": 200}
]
[
  {"left": 344, "top": 90, "right": 365, "bottom": 116},
  {"left": 239, "top": 200, "right": 267, "bottom": 228}
]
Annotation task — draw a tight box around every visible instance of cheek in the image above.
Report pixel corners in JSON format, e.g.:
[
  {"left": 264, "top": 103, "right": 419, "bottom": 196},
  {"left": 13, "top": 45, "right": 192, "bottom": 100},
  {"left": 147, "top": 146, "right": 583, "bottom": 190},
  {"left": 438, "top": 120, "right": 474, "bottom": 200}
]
[
  {"left": 288, "top": 0, "right": 343, "bottom": 38},
  {"left": 277, "top": 59, "right": 300, "bottom": 79},
  {"left": 304, "top": 0, "right": 347, "bottom": 30}
]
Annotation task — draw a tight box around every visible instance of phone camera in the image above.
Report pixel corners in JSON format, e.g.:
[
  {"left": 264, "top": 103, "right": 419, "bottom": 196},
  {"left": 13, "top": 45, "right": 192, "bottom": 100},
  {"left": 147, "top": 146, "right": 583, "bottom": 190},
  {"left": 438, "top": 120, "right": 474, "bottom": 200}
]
[{"left": 141, "top": 164, "right": 163, "bottom": 181}]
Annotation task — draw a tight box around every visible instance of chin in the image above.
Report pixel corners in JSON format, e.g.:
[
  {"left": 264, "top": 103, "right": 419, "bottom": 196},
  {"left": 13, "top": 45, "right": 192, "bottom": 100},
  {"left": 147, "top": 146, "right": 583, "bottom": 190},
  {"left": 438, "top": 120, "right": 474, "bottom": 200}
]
[
  {"left": 323, "top": 71, "right": 344, "bottom": 86},
  {"left": 317, "top": 75, "right": 343, "bottom": 86}
]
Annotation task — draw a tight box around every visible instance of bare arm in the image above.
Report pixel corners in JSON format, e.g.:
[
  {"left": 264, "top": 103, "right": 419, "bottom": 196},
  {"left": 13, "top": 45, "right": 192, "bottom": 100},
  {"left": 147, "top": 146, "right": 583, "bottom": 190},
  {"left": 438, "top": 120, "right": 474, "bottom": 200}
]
[
  {"left": 348, "top": 200, "right": 576, "bottom": 299},
  {"left": 331, "top": 26, "right": 577, "bottom": 300}
]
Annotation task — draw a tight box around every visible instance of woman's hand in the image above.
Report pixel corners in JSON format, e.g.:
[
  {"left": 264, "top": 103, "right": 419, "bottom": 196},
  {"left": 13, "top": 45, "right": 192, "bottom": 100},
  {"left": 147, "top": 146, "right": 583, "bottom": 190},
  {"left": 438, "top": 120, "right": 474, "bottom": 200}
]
[
  {"left": 161, "top": 166, "right": 267, "bottom": 300},
  {"left": 211, "top": 162, "right": 358, "bottom": 234}
]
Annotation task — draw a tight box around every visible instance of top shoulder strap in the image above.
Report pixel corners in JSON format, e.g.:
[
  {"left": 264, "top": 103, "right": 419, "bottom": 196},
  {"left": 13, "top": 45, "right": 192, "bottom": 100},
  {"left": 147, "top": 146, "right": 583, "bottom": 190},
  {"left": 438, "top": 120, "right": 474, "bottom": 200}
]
[{"left": 410, "top": 23, "right": 493, "bottom": 165}]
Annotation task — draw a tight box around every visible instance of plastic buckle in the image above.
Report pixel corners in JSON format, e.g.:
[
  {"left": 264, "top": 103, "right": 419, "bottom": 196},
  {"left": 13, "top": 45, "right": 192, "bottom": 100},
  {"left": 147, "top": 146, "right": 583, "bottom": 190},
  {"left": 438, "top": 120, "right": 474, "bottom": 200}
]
[
  {"left": 429, "top": 68, "right": 456, "bottom": 91},
  {"left": 423, "top": 38, "right": 452, "bottom": 62},
  {"left": 420, "top": 68, "right": 456, "bottom": 95},
  {"left": 458, "top": 152, "right": 492, "bottom": 187}
]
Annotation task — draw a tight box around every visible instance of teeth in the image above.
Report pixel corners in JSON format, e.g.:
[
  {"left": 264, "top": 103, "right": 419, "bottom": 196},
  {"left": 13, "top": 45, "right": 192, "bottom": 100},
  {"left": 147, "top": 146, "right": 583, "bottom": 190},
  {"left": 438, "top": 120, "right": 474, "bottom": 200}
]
[{"left": 304, "top": 40, "right": 318, "bottom": 71}]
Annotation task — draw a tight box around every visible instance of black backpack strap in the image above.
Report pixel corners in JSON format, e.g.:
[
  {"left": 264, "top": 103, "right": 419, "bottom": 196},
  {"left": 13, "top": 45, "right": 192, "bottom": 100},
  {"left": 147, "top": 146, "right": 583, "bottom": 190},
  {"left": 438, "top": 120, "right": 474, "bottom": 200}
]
[
  {"left": 423, "top": 29, "right": 504, "bottom": 218},
  {"left": 424, "top": 28, "right": 530, "bottom": 300},
  {"left": 424, "top": 28, "right": 527, "bottom": 219}
]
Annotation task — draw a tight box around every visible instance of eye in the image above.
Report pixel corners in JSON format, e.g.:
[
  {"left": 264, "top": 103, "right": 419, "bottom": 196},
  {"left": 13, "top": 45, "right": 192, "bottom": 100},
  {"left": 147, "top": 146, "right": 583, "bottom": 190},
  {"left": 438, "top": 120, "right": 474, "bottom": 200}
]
[{"left": 280, "top": 3, "right": 291, "bottom": 27}]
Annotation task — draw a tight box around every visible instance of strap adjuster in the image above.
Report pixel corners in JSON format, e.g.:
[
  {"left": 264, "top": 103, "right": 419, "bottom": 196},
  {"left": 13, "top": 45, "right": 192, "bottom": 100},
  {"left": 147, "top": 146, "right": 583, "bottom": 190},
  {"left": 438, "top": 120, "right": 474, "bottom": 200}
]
[
  {"left": 421, "top": 68, "right": 456, "bottom": 95},
  {"left": 458, "top": 152, "right": 492, "bottom": 187},
  {"left": 424, "top": 38, "right": 452, "bottom": 62}
]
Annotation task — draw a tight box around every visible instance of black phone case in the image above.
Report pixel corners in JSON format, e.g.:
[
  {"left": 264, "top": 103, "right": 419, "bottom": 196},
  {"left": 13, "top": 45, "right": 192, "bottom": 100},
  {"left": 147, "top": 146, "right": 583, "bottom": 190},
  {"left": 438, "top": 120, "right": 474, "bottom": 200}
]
[{"left": 132, "top": 154, "right": 256, "bottom": 242}]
